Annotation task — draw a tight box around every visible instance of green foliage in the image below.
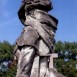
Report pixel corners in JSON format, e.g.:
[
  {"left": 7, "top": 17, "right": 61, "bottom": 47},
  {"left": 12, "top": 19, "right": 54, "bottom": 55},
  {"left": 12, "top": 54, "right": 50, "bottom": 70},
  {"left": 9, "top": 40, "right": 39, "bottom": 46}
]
[
  {"left": 0, "top": 41, "right": 16, "bottom": 77},
  {"left": 0, "top": 65, "right": 17, "bottom": 77},
  {"left": 55, "top": 41, "right": 77, "bottom": 77},
  {"left": 0, "top": 41, "right": 14, "bottom": 62}
]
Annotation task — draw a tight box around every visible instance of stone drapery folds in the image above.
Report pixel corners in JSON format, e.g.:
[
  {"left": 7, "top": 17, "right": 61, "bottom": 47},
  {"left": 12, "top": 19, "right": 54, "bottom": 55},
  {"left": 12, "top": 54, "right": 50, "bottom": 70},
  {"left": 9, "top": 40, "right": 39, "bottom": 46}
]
[{"left": 13, "top": 0, "right": 62, "bottom": 77}]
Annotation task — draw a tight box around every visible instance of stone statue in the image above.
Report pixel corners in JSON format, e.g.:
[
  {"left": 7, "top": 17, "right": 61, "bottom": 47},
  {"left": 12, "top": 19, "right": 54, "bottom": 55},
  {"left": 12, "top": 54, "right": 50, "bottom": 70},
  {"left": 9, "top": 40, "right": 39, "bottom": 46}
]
[{"left": 13, "top": 0, "right": 65, "bottom": 77}]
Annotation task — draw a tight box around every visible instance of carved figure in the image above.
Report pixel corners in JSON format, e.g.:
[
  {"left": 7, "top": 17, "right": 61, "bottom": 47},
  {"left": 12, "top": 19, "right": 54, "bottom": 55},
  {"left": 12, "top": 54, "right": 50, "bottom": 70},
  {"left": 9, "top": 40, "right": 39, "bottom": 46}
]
[{"left": 14, "top": 0, "right": 58, "bottom": 77}]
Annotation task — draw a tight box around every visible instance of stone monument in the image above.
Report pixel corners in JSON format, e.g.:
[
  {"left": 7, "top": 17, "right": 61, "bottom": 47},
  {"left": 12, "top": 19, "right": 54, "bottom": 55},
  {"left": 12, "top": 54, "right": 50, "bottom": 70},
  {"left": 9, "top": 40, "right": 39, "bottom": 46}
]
[{"left": 13, "top": 0, "right": 65, "bottom": 77}]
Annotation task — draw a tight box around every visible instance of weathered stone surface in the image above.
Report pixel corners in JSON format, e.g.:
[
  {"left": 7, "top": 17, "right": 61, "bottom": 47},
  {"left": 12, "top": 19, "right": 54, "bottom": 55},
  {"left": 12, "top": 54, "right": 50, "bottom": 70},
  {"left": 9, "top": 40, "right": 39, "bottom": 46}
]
[
  {"left": 14, "top": 0, "right": 65, "bottom": 77},
  {"left": 49, "top": 53, "right": 58, "bottom": 69},
  {"left": 18, "top": 0, "right": 53, "bottom": 24},
  {"left": 30, "top": 55, "right": 39, "bottom": 77},
  {"left": 16, "top": 26, "right": 39, "bottom": 47},
  {"left": 49, "top": 68, "right": 65, "bottom": 77},
  {"left": 25, "top": 14, "right": 55, "bottom": 48},
  {"left": 38, "top": 39, "right": 50, "bottom": 56},
  {"left": 16, "top": 46, "right": 35, "bottom": 77},
  {"left": 40, "top": 57, "right": 48, "bottom": 77}
]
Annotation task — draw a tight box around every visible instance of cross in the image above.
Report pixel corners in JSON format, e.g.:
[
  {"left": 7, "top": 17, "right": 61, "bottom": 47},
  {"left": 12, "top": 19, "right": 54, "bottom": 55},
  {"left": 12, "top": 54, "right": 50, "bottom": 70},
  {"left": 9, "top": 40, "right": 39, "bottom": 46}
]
[{"left": 49, "top": 53, "right": 58, "bottom": 69}]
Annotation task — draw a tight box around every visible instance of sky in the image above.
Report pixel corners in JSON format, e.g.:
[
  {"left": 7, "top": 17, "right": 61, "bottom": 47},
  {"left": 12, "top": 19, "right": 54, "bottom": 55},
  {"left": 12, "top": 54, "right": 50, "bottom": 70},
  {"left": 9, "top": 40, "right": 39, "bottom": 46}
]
[{"left": 0, "top": 0, "right": 77, "bottom": 44}]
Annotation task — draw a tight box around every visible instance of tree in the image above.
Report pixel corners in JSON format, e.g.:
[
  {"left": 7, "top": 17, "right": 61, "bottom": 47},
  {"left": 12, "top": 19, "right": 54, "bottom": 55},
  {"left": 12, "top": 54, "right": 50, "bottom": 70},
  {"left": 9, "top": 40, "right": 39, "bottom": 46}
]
[
  {"left": 55, "top": 41, "right": 77, "bottom": 77},
  {"left": 0, "top": 41, "right": 16, "bottom": 77},
  {"left": 0, "top": 41, "right": 14, "bottom": 62}
]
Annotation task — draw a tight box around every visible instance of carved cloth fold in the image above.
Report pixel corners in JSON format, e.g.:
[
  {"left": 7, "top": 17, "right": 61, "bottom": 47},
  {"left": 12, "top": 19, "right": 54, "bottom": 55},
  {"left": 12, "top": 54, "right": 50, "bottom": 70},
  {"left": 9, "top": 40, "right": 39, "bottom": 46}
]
[{"left": 15, "top": 9, "right": 58, "bottom": 55}]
